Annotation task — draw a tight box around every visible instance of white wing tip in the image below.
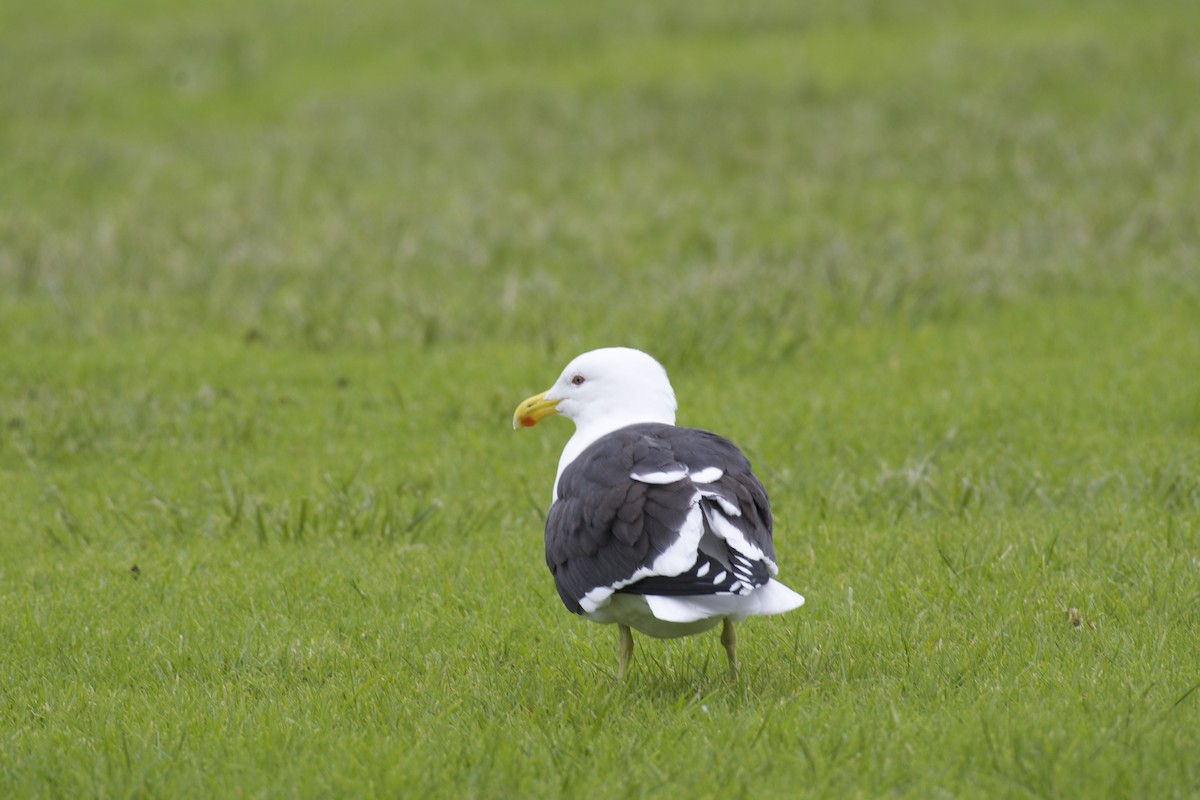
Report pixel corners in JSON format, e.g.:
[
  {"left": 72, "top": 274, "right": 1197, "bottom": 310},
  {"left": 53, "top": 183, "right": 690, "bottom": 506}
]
[
  {"left": 689, "top": 466, "right": 724, "bottom": 484},
  {"left": 630, "top": 469, "right": 688, "bottom": 485}
]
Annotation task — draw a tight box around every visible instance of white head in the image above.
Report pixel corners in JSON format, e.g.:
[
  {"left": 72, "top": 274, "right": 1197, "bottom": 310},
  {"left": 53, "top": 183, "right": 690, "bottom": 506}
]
[{"left": 513, "top": 347, "right": 677, "bottom": 435}]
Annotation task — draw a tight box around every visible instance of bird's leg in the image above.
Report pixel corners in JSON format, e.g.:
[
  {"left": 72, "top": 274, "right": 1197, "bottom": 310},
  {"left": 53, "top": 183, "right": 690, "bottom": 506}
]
[
  {"left": 617, "top": 624, "right": 634, "bottom": 679},
  {"left": 721, "top": 618, "right": 738, "bottom": 680}
]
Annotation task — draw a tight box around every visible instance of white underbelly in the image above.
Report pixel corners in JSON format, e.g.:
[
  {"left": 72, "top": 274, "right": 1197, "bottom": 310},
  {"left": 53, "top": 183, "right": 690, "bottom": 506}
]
[
  {"left": 582, "top": 594, "right": 723, "bottom": 638},
  {"left": 580, "top": 579, "right": 805, "bottom": 638}
]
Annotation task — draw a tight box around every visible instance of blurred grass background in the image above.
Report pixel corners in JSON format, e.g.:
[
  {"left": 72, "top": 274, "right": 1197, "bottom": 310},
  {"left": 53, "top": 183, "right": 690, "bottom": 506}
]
[{"left": 3, "top": 0, "right": 1197, "bottom": 349}]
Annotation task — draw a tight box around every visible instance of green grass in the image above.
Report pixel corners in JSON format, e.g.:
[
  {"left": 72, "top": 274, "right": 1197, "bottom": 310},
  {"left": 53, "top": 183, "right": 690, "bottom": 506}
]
[{"left": 3, "top": 0, "right": 1200, "bottom": 797}]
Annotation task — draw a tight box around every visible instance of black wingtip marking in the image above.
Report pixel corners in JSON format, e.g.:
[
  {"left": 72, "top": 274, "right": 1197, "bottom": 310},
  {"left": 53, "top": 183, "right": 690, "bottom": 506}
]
[{"left": 615, "top": 553, "right": 769, "bottom": 598}]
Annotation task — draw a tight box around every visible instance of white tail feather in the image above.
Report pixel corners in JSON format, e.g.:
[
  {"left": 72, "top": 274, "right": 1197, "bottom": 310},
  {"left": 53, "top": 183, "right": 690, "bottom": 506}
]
[{"left": 644, "top": 579, "right": 805, "bottom": 624}]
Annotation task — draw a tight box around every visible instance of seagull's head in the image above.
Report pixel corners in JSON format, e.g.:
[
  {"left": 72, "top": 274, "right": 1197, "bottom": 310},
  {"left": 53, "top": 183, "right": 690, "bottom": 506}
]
[{"left": 513, "top": 347, "right": 678, "bottom": 433}]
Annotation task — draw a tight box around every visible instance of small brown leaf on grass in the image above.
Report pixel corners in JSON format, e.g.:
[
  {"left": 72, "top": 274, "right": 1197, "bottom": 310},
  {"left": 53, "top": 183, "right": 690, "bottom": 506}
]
[
  {"left": 1065, "top": 607, "right": 1098, "bottom": 631},
  {"left": 130, "top": 564, "right": 141, "bottom": 580}
]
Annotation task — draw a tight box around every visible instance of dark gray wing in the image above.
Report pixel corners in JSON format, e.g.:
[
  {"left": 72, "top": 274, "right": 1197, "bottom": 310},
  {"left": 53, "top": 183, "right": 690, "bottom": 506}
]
[{"left": 544, "top": 422, "right": 777, "bottom": 615}]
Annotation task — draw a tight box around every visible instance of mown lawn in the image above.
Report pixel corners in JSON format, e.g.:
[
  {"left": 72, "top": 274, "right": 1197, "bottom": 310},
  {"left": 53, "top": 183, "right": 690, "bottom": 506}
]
[{"left": 2, "top": 0, "right": 1199, "bottom": 797}]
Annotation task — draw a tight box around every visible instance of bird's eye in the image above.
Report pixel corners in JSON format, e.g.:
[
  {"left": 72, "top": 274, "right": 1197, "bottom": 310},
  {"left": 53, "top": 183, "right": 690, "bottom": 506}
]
[{"left": 571, "top": 375, "right": 585, "bottom": 386}]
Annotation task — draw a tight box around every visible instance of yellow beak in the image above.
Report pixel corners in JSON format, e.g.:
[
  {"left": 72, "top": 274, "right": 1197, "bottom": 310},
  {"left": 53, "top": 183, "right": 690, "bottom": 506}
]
[{"left": 513, "top": 391, "right": 559, "bottom": 429}]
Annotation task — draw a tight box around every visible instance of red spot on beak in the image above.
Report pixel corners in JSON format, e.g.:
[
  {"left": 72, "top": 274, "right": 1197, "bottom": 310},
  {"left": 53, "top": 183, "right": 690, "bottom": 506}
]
[{"left": 520, "top": 416, "right": 537, "bottom": 427}]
